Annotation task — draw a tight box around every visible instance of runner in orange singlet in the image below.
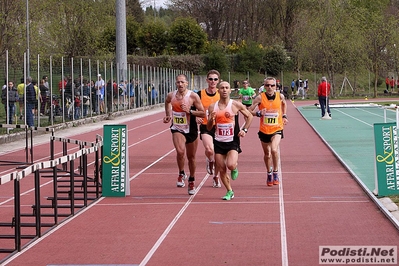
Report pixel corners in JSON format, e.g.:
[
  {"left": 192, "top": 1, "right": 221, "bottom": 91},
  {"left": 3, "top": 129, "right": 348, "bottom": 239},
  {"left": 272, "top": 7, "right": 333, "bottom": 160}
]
[
  {"left": 196, "top": 70, "right": 221, "bottom": 188},
  {"left": 248, "top": 77, "right": 288, "bottom": 186}
]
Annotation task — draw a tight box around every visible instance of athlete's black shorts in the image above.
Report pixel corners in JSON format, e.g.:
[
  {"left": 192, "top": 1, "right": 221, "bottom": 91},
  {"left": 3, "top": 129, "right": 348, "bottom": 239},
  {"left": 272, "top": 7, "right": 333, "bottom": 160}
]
[
  {"left": 214, "top": 139, "right": 242, "bottom": 155},
  {"left": 258, "top": 130, "right": 284, "bottom": 143},
  {"left": 171, "top": 129, "right": 198, "bottom": 144},
  {"left": 199, "top": 124, "right": 215, "bottom": 139}
]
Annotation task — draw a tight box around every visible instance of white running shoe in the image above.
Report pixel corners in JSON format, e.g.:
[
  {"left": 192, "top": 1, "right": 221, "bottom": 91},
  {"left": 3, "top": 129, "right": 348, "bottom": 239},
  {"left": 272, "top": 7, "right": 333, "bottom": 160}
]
[
  {"left": 212, "top": 176, "right": 221, "bottom": 188},
  {"left": 188, "top": 181, "right": 195, "bottom": 195},
  {"left": 206, "top": 158, "right": 214, "bottom": 175},
  {"left": 177, "top": 173, "right": 187, "bottom": 187}
]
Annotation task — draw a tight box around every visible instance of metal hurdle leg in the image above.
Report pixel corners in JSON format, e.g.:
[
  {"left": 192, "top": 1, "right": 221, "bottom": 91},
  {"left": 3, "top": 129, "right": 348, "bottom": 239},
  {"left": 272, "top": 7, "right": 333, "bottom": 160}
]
[{"left": 14, "top": 179, "right": 21, "bottom": 252}]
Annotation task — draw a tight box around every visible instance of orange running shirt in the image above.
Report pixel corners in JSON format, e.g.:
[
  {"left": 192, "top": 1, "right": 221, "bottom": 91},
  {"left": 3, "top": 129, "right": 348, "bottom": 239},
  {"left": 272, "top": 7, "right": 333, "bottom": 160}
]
[
  {"left": 258, "top": 92, "right": 283, "bottom": 134},
  {"left": 199, "top": 89, "right": 220, "bottom": 125}
]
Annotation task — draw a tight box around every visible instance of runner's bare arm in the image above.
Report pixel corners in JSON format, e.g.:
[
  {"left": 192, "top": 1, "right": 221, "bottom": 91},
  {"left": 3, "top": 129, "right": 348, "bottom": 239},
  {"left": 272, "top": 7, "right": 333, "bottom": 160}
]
[
  {"left": 191, "top": 93, "right": 205, "bottom": 118},
  {"left": 281, "top": 93, "right": 288, "bottom": 124},
  {"left": 234, "top": 101, "right": 253, "bottom": 137},
  {"left": 163, "top": 92, "right": 172, "bottom": 123},
  {"left": 248, "top": 95, "right": 261, "bottom": 115},
  {"left": 206, "top": 104, "right": 216, "bottom": 131}
]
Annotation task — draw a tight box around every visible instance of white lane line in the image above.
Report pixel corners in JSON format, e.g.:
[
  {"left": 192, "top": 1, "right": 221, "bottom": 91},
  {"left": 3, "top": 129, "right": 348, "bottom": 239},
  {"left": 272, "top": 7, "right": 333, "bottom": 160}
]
[
  {"left": 139, "top": 174, "right": 210, "bottom": 266},
  {"left": 356, "top": 107, "right": 395, "bottom": 121},
  {"left": 210, "top": 221, "right": 279, "bottom": 224},
  {"left": 0, "top": 116, "right": 164, "bottom": 176},
  {"left": 0, "top": 179, "right": 54, "bottom": 206},
  {"left": 334, "top": 107, "right": 397, "bottom": 127},
  {"left": 1, "top": 148, "right": 177, "bottom": 265},
  {"left": 130, "top": 148, "right": 174, "bottom": 181},
  {"left": 335, "top": 109, "right": 374, "bottom": 127},
  {"left": 0, "top": 128, "right": 170, "bottom": 206},
  {"left": 0, "top": 197, "right": 106, "bottom": 266},
  {"left": 279, "top": 146, "right": 289, "bottom": 266}
]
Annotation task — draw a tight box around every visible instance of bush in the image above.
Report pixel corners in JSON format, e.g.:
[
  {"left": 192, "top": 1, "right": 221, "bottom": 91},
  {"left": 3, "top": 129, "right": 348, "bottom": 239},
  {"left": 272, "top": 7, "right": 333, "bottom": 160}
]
[
  {"left": 170, "top": 55, "right": 205, "bottom": 74},
  {"left": 169, "top": 17, "right": 208, "bottom": 55},
  {"left": 262, "top": 45, "right": 288, "bottom": 76},
  {"left": 202, "top": 41, "right": 228, "bottom": 73},
  {"left": 156, "top": 55, "right": 173, "bottom": 69},
  {"left": 234, "top": 41, "right": 264, "bottom": 74}
]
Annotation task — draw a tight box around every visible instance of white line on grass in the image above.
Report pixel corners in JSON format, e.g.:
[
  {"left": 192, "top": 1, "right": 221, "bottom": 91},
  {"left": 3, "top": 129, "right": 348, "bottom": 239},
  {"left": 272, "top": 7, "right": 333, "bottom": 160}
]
[{"left": 335, "top": 109, "right": 373, "bottom": 127}]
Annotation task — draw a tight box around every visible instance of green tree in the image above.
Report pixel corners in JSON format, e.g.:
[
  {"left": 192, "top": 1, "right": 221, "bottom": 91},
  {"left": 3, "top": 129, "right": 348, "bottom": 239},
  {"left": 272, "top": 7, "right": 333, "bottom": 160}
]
[
  {"left": 126, "top": 18, "right": 141, "bottom": 55},
  {"left": 168, "top": 17, "right": 207, "bottom": 55},
  {"left": 138, "top": 20, "right": 168, "bottom": 56},
  {"left": 101, "top": 17, "right": 141, "bottom": 55},
  {"left": 291, "top": 0, "right": 373, "bottom": 93},
  {"left": 0, "top": 0, "right": 25, "bottom": 65},
  {"left": 263, "top": 45, "right": 288, "bottom": 76},
  {"left": 33, "top": 0, "right": 114, "bottom": 58},
  {"left": 355, "top": 0, "right": 398, "bottom": 97},
  {"left": 235, "top": 41, "right": 264, "bottom": 74},
  {"left": 202, "top": 41, "right": 228, "bottom": 73},
  {"left": 126, "top": 0, "right": 145, "bottom": 23}
]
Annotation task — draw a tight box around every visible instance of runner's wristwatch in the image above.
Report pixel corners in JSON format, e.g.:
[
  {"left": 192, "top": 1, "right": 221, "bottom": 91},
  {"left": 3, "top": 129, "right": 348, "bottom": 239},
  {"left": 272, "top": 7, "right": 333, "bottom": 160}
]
[{"left": 242, "top": 128, "right": 248, "bottom": 133}]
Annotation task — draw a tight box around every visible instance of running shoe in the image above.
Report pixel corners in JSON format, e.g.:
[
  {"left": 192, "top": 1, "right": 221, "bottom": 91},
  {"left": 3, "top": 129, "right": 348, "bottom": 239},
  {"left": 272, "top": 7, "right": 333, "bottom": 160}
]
[
  {"left": 188, "top": 181, "right": 195, "bottom": 195},
  {"left": 273, "top": 172, "right": 279, "bottom": 185},
  {"left": 177, "top": 173, "right": 187, "bottom": 187},
  {"left": 231, "top": 167, "right": 238, "bottom": 180},
  {"left": 267, "top": 172, "right": 273, "bottom": 186},
  {"left": 222, "top": 190, "right": 234, "bottom": 200},
  {"left": 212, "top": 176, "right": 221, "bottom": 188},
  {"left": 206, "top": 158, "right": 214, "bottom": 175}
]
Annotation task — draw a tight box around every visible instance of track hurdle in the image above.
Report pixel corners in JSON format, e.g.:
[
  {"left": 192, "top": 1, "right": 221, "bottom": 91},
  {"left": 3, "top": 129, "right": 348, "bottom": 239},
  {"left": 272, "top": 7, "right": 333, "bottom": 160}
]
[
  {"left": 0, "top": 135, "right": 103, "bottom": 259},
  {"left": 0, "top": 124, "right": 54, "bottom": 167}
]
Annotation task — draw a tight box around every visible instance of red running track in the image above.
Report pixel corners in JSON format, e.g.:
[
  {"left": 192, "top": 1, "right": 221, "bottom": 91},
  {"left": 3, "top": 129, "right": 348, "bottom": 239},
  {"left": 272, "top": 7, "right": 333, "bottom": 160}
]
[{"left": 0, "top": 101, "right": 398, "bottom": 266}]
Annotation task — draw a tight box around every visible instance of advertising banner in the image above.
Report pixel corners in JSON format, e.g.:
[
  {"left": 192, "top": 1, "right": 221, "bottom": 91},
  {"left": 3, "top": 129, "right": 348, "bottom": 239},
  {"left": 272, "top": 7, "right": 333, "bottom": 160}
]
[
  {"left": 373, "top": 122, "right": 399, "bottom": 196},
  {"left": 102, "top": 125, "right": 130, "bottom": 197}
]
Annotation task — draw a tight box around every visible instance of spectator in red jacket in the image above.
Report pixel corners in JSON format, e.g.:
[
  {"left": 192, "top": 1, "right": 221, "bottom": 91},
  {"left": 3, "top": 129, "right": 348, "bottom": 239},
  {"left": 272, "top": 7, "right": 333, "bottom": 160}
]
[
  {"left": 59, "top": 76, "right": 67, "bottom": 93},
  {"left": 390, "top": 77, "right": 395, "bottom": 92},
  {"left": 386, "top": 76, "right": 390, "bottom": 93},
  {"left": 317, "top": 77, "right": 331, "bottom": 118}
]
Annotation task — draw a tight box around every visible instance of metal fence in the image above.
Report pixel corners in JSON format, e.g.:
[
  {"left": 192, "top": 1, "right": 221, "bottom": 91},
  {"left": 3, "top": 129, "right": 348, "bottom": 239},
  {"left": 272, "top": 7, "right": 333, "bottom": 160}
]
[{"left": 1, "top": 52, "right": 196, "bottom": 129}]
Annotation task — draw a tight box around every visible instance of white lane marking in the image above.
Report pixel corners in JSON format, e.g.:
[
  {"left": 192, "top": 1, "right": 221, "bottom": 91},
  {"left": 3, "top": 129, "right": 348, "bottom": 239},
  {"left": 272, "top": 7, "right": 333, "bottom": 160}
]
[
  {"left": 0, "top": 116, "right": 164, "bottom": 176},
  {"left": 334, "top": 109, "right": 373, "bottom": 127},
  {"left": 278, "top": 146, "right": 289, "bottom": 266},
  {"left": 0, "top": 128, "right": 170, "bottom": 206},
  {"left": 130, "top": 148, "right": 174, "bottom": 181},
  {"left": 139, "top": 174, "right": 210, "bottom": 266},
  {"left": 0, "top": 197, "right": 105, "bottom": 265},
  {"left": 2, "top": 148, "right": 176, "bottom": 265}
]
